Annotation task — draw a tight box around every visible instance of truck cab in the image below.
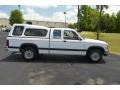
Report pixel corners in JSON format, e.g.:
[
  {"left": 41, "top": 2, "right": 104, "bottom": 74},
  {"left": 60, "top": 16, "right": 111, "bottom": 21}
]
[{"left": 50, "top": 28, "right": 86, "bottom": 55}]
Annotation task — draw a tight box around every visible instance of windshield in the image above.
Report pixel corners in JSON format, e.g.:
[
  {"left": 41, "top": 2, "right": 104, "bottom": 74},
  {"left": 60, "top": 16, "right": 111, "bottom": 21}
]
[{"left": 76, "top": 31, "right": 84, "bottom": 40}]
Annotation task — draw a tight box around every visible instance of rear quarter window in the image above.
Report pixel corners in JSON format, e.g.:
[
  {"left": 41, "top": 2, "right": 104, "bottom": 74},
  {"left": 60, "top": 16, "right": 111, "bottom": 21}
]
[
  {"left": 53, "top": 30, "right": 61, "bottom": 39},
  {"left": 12, "top": 26, "right": 24, "bottom": 36},
  {"left": 24, "top": 28, "right": 47, "bottom": 37}
]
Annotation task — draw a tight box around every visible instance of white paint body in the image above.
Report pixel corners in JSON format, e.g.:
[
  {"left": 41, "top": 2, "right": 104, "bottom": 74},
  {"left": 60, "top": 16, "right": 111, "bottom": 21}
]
[{"left": 7, "top": 24, "right": 108, "bottom": 56}]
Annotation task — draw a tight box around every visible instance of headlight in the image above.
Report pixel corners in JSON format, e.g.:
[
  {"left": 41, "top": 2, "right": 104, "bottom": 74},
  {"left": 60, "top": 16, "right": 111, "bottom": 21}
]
[{"left": 105, "top": 45, "right": 109, "bottom": 51}]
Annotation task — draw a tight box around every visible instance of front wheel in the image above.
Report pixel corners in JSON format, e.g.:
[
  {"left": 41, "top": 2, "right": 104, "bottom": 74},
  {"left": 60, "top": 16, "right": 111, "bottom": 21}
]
[{"left": 87, "top": 49, "right": 103, "bottom": 63}]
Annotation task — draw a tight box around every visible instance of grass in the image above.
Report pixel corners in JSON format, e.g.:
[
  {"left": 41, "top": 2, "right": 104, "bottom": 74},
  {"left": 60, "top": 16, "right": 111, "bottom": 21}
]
[{"left": 80, "top": 31, "right": 120, "bottom": 55}]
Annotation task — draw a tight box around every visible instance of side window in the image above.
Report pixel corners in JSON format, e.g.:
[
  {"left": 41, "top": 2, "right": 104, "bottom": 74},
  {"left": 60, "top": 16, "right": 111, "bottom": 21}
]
[
  {"left": 53, "top": 30, "right": 61, "bottom": 39},
  {"left": 12, "top": 26, "right": 24, "bottom": 36},
  {"left": 24, "top": 28, "right": 47, "bottom": 37},
  {"left": 64, "top": 30, "right": 79, "bottom": 40}
]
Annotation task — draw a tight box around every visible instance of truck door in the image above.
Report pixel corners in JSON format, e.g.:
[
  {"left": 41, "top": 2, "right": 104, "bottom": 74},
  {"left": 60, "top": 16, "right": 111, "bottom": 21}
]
[
  {"left": 61, "top": 30, "right": 86, "bottom": 55},
  {"left": 49, "top": 29, "right": 63, "bottom": 54}
]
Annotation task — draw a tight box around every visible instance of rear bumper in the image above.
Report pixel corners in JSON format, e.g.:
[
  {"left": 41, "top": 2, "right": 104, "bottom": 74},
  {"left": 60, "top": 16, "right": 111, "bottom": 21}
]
[{"left": 6, "top": 47, "right": 19, "bottom": 52}]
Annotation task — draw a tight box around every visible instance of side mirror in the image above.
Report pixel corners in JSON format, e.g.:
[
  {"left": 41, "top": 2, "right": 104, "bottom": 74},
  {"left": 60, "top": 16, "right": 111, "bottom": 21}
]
[
  {"left": 77, "top": 36, "right": 82, "bottom": 40},
  {"left": 79, "top": 37, "right": 82, "bottom": 40},
  {"left": 73, "top": 36, "right": 82, "bottom": 40}
]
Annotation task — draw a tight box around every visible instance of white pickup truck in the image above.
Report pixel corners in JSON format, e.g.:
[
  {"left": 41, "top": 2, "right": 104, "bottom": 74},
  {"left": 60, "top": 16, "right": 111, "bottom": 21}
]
[{"left": 7, "top": 24, "right": 108, "bottom": 62}]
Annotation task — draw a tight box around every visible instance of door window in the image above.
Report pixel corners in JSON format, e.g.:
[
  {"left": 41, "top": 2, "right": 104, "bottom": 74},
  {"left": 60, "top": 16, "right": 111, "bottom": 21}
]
[{"left": 64, "top": 30, "right": 79, "bottom": 40}]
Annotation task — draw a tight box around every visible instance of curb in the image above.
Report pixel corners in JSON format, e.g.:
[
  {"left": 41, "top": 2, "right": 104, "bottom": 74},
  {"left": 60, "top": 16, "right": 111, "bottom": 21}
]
[{"left": 110, "top": 52, "right": 120, "bottom": 56}]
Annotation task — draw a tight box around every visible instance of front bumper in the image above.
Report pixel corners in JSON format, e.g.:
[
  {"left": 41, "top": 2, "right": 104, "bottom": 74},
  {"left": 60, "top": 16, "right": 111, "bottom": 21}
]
[
  {"left": 104, "top": 51, "right": 109, "bottom": 56},
  {"left": 103, "top": 45, "right": 109, "bottom": 56},
  {"left": 104, "top": 47, "right": 109, "bottom": 56}
]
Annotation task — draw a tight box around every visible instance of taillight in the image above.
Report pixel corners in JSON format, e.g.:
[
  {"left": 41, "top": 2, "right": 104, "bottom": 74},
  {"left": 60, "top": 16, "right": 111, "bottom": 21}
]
[{"left": 6, "top": 40, "right": 9, "bottom": 47}]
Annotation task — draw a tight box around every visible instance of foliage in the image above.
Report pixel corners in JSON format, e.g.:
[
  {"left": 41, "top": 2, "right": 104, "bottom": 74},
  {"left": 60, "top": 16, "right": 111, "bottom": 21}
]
[
  {"left": 68, "top": 23, "right": 77, "bottom": 29},
  {"left": 79, "top": 5, "right": 99, "bottom": 32},
  {"left": 68, "top": 5, "right": 120, "bottom": 33},
  {"left": 9, "top": 9, "right": 24, "bottom": 25},
  {"left": 116, "top": 11, "right": 120, "bottom": 33},
  {"left": 69, "top": 5, "right": 99, "bottom": 32},
  {"left": 96, "top": 5, "right": 108, "bottom": 40},
  {"left": 100, "top": 13, "right": 116, "bottom": 33}
]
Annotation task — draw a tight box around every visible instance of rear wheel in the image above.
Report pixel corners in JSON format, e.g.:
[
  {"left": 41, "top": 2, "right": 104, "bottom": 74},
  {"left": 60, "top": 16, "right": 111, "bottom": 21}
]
[
  {"left": 22, "top": 47, "right": 37, "bottom": 60},
  {"left": 87, "top": 49, "right": 103, "bottom": 63}
]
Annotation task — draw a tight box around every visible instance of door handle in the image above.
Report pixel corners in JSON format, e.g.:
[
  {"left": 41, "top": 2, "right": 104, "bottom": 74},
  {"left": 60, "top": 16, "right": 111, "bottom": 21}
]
[{"left": 63, "top": 40, "right": 67, "bottom": 42}]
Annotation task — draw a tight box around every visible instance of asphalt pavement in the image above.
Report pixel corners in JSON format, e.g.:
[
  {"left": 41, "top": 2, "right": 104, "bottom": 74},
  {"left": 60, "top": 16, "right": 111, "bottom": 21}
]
[{"left": 0, "top": 31, "right": 120, "bottom": 85}]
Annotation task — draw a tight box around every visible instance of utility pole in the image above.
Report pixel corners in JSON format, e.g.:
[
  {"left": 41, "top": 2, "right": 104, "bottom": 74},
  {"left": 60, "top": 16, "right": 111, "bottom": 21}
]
[
  {"left": 77, "top": 5, "right": 80, "bottom": 32},
  {"left": 64, "top": 12, "right": 66, "bottom": 28}
]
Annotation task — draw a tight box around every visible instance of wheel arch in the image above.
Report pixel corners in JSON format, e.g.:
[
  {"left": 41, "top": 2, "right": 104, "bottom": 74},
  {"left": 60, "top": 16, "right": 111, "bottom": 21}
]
[
  {"left": 20, "top": 43, "right": 39, "bottom": 53},
  {"left": 87, "top": 46, "right": 105, "bottom": 55}
]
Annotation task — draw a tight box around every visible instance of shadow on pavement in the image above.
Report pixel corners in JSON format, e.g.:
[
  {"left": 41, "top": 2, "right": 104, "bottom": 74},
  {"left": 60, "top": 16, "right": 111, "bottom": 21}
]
[{"left": 0, "top": 54, "right": 106, "bottom": 64}]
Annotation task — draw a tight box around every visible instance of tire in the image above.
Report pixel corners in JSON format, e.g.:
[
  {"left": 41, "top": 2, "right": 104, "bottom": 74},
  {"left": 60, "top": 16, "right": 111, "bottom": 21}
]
[
  {"left": 87, "top": 49, "right": 103, "bottom": 63},
  {"left": 22, "top": 47, "right": 37, "bottom": 60}
]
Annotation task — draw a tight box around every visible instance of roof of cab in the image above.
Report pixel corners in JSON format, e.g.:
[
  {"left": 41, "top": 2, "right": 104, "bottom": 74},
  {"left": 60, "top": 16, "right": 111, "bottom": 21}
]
[
  {"left": 51, "top": 27, "right": 76, "bottom": 31},
  {"left": 13, "top": 24, "right": 49, "bottom": 29}
]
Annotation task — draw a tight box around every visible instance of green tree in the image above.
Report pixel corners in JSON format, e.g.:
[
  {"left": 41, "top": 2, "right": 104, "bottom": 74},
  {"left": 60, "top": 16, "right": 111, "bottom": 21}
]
[
  {"left": 96, "top": 5, "right": 108, "bottom": 39},
  {"left": 116, "top": 11, "right": 120, "bottom": 33},
  {"left": 77, "top": 5, "right": 81, "bottom": 32},
  {"left": 68, "top": 23, "right": 77, "bottom": 29},
  {"left": 9, "top": 9, "right": 24, "bottom": 25},
  {"left": 107, "top": 13, "right": 116, "bottom": 33},
  {"left": 79, "top": 5, "right": 88, "bottom": 31},
  {"left": 101, "top": 13, "right": 117, "bottom": 33},
  {"left": 100, "top": 13, "right": 109, "bottom": 32},
  {"left": 79, "top": 5, "right": 99, "bottom": 32}
]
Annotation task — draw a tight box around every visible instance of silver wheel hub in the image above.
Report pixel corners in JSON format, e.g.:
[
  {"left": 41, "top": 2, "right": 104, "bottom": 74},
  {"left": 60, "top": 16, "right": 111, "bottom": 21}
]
[
  {"left": 24, "top": 50, "right": 34, "bottom": 59},
  {"left": 91, "top": 52, "right": 100, "bottom": 61}
]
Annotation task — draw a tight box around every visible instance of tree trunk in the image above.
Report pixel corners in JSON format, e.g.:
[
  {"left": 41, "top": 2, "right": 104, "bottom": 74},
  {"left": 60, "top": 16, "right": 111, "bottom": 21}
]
[
  {"left": 97, "top": 6, "right": 102, "bottom": 40},
  {"left": 77, "top": 5, "right": 81, "bottom": 32}
]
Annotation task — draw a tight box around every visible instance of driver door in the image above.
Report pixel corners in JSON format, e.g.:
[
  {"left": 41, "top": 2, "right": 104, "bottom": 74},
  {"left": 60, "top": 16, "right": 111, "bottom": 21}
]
[{"left": 61, "top": 30, "right": 85, "bottom": 55}]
